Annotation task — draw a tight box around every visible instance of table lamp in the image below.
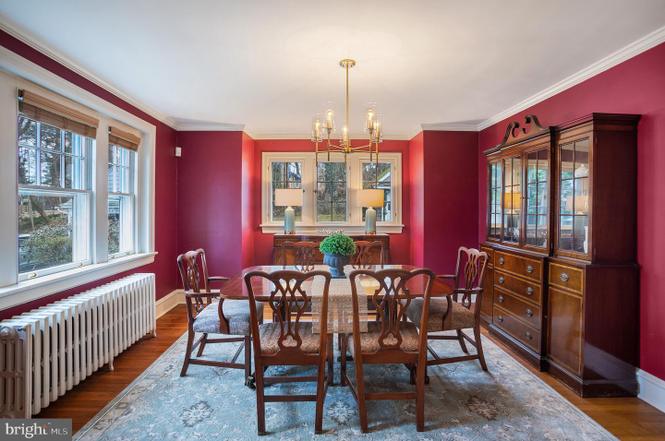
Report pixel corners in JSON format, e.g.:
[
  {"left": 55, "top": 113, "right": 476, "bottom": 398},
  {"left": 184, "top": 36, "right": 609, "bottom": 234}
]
[
  {"left": 274, "top": 188, "right": 302, "bottom": 234},
  {"left": 357, "top": 189, "right": 384, "bottom": 234}
]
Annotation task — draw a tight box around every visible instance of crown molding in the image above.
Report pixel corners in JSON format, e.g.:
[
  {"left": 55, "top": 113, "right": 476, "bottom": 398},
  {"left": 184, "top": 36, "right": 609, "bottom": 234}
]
[
  {"left": 477, "top": 24, "right": 665, "bottom": 131},
  {"left": 172, "top": 121, "right": 245, "bottom": 131},
  {"left": 249, "top": 132, "right": 411, "bottom": 141},
  {"left": 0, "top": 19, "right": 177, "bottom": 129}
]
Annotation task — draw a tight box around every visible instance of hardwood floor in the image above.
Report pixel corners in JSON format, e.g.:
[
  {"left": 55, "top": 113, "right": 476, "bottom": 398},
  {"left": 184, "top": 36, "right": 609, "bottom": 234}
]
[{"left": 39, "top": 305, "right": 665, "bottom": 439}]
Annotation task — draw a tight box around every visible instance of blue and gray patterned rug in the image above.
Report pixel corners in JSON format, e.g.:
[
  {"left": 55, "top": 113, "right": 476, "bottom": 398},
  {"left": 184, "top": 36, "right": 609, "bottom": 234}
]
[{"left": 75, "top": 331, "right": 615, "bottom": 440}]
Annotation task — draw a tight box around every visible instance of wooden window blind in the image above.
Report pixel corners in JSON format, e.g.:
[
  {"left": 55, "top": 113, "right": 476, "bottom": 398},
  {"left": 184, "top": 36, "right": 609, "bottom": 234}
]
[
  {"left": 17, "top": 89, "right": 99, "bottom": 138},
  {"left": 108, "top": 126, "right": 141, "bottom": 151}
]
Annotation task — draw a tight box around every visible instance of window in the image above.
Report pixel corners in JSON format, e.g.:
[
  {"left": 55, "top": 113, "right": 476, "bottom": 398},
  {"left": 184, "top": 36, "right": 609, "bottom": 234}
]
[
  {"left": 108, "top": 144, "right": 136, "bottom": 257},
  {"left": 262, "top": 152, "right": 402, "bottom": 233},
  {"left": 17, "top": 115, "right": 92, "bottom": 279}
]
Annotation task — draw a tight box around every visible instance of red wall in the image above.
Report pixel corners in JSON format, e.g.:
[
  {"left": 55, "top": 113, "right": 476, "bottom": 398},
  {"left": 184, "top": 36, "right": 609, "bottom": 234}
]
[
  {"left": 0, "top": 31, "right": 179, "bottom": 320},
  {"left": 477, "top": 42, "right": 665, "bottom": 381},
  {"left": 251, "top": 139, "right": 412, "bottom": 265},
  {"left": 175, "top": 131, "right": 247, "bottom": 277},
  {"left": 409, "top": 131, "right": 479, "bottom": 273}
]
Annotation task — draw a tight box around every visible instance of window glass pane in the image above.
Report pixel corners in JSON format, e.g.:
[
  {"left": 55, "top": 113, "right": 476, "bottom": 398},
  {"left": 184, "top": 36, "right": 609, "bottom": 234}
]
[
  {"left": 362, "top": 162, "right": 392, "bottom": 221},
  {"left": 560, "top": 143, "right": 575, "bottom": 180},
  {"left": 18, "top": 193, "right": 74, "bottom": 273},
  {"left": 40, "top": 123, "right": 61, "bottom": 151},
  {"left": 573, "top": 215, "right": 589, "bottom": 253},
  {"left": 317, "top": 162, "right": 346, "bottom": 222},
  {"left": 271, "top": 161, "right": 302, "bottom": 221},
  {"left": 559, "top": 215, "right": 574, "bottom": 251},
  {"left": 40, "top": 150, "right": 62, "bottom": 187},
  {"left": 108, "top": 195, "right": 120, "bottom": 255},
  {"left": 108, "top": 145, "right": 136, "bottom": 256},
  {"left": 18, "top": 147, "right": 37, "bottom": 185},
  {"left": 18, "top": 117, "right": 37, "bottom": 147},
  {"left": 574, "top": 139, "right": 589, "bottom": 178}
]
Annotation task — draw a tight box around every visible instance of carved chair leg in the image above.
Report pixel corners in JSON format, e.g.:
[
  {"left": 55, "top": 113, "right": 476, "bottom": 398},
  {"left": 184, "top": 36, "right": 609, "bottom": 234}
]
[
  {"left": 457, "top": 329, "right": 469, "bottom": 354},
  {"left": 196, "top": 333, "right": 208, "bottom": 357},
  {"left": 180, "top": 330, "right": 195, "bottom": 377},
  {"left": 255, "top": 360, "right": 267, "bottom": 436},
  {"left": 315, "top": 354, "right": 328, "bottom": 434},
  {"left": 416, "top": 361, "right": 426, "bottom": 432},
  {"left": 354, "top": 356, "right": 368, "bottom": 433},
  {"left": 474, "top": 325, "right": 488, "bottom": 371}
]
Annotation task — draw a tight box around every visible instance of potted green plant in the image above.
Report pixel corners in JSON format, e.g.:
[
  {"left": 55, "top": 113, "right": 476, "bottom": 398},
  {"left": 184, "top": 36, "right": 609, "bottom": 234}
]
[{"left": 319, "top": 232, "right": 356, "bottom": 278}]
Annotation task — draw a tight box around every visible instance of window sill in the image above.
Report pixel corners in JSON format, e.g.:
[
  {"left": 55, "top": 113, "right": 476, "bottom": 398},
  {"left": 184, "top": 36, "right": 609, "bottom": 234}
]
[
  {"left": 0, "top": 252, "right": 157, "bottom": 311},
  {"left": 260, "top": 223, "right": 404, "bottom": 234}
]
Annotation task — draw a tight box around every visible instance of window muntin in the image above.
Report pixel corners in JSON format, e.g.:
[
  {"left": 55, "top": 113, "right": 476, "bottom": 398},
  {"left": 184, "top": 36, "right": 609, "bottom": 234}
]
[
  {"left": 487, "top": 160, "right": 502, "bottom": 240},
  {"left": 558, "top": 138, "right": 590, "bottom": 254},
  {"left": 502, "top": 156, "right": 522, "bottom": 243},
  {"left": 317, "top": 161, "right": 347, "bottom": 222},
  {"left": 108, "top": 144, "right": 136, "bottom": 257},
  {"left": 361, "top": 161, "right": 392, "bottom": 221},
  {"left": 525, "top": 149, "right": 549, "bottom": 248},
  {"left": 270, "top": 161, "right": 302, "bottom": 221},
  {"left": 17, "top": 116, "right": 92, "bottom": 278}
]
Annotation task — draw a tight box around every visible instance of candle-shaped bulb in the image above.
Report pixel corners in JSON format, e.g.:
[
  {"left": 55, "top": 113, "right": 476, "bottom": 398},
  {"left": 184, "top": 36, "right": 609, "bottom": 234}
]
[
  {"left": 325, "top": 109, "right": 335, "bottom": 130},
  {"left": 342, "top": 126, "right": 349, "bottom": 144},
  {"left": 366, "top": 108, "right": 375, "bottom": 130}
]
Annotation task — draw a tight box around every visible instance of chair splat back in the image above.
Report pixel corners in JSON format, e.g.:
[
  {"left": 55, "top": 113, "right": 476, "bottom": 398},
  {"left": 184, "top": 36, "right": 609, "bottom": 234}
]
[
  {"left": 452, "top": 247, "right": 489, "bottom": 306},
  {"left": 281, "top": 241, "right": 319, "bottom": 271},
  {"left": 177, "top": 249, "right": 214, "bottom": 313},
  {"left": 352, "top": 240, "right": 384, "bottom": 269}
]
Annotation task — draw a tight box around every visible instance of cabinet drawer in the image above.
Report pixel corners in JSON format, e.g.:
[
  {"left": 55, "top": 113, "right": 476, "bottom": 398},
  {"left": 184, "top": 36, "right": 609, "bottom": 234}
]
[
  {"left": 549, "top": 263, "right": 584, "bottom": 293},
  {"left": 494, "top": 289, "right": 541, "bottom": 329},
  {"left": 494, "top": 270, "right": 542, "bottom": 304},
  {"left": 493, "top": 306, "right": 541, "bottom": 352},
  {"left": 494, "top": 251, "right": 542, "bottom": 282}
]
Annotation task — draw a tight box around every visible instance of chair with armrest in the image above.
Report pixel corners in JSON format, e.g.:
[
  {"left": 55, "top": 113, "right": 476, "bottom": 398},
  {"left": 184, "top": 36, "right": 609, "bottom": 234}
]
[
  {"left": 280, "top": 240, "right": 319, "bottom": 271},
  {"left": 405, "top": 246, "right": 489, "bottom": 370},
  {"left": 352, "top": 240, "right": 385, "bottom": 269},
  {"left": 176, "top": 249, "right": 263, "bottom": 382}
]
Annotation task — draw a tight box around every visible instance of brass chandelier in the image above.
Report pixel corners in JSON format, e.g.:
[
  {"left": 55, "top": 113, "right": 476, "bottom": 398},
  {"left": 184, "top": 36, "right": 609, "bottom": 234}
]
[{"left": 311, "top": 59, "right": 383, "bottom": 165}]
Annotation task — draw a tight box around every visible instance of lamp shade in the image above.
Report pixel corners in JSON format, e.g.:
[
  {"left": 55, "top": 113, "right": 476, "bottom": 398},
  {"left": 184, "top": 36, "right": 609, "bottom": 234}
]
[
  {"left": 274, "top": 188, "right": 302, "bottom": 207},
  {"left": 503, "top": 191, "right": 522, "bottom": 210},
  {"left": 357, "top": 189, "right": 384, "bottom": 208}
]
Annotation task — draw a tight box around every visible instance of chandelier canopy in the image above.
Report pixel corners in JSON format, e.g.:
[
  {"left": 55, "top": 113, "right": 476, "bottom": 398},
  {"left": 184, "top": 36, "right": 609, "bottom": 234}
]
[{"left": 311, "top": 59, "right": 383, "bottom": 165}]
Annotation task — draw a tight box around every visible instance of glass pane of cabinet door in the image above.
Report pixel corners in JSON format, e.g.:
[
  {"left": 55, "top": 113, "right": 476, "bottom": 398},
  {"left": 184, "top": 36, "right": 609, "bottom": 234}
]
[
  {"left": 503, "top": 156, "right": 521, "bottom": 243},
  {"left": 525, "top": 149, "right": 549, "bottom": 248},
  {"left": 487, "top": 160, "right": 502, "bottom": 240},
  {"left": 558, "top": 138, "right": 590, "bottom": 254}
]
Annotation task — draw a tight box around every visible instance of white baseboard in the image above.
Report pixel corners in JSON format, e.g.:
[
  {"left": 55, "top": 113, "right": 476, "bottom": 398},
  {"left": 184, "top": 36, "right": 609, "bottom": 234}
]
[
  {"left": 156, "top": 289, "right": 184, "bottom": 318},
  {"left": 638, "top": 369, "right": 665, "bottom": 413}
]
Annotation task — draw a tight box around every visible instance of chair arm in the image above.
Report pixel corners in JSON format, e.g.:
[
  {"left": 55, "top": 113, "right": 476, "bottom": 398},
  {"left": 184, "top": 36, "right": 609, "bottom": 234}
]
[
  {"left": 437, "top": 274, "right": 457, "bottom": 280},
  {"left": 183, "top": 290, "right": 220, "bottom": 322},
  {"left": 207, "top": 276, "right": 229, "bottom": 285}
]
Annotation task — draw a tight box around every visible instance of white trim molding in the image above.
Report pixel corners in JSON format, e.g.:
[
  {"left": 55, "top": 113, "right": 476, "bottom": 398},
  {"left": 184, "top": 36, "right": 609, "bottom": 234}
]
[
  {"left": 477, "top": 24, "right": 665, "bottom": 130},
  {"left": 638, "top": 369, "right": 665, "bottom": 413},
  {"left": 421, "top": 122, "right": 481, "bottom": 132},
  {"left": 156, "top": 289, "right": 184, "bottom": 319},
  {"left": 260, "top": 223, "right": 405, "bottom": 235}
]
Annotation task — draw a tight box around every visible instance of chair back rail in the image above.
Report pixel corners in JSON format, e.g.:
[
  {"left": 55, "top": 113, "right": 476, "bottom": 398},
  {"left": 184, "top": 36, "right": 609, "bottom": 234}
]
[
  {"left": 280, "top": 241, "right": 319, "bottom": 271},
  {"left": 349, "top": 268, "right": 435, "bottom": 355},
  {"left": 451, "top": 247, "right": 489, "bottom": 306},
  {"left": 352, "top": 240, "right": 385, "bottom": 268},
  {"left": 244, "top": 270, "right": 331, "bottom": 356}
]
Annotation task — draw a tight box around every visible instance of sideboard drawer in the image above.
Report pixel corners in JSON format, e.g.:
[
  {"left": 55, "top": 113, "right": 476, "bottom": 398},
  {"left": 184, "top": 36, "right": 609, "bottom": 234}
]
[
  {"left": 549, "top": 263, "right": 584, "bottom": 293},
  {"left": 494, "top": 289, "right": 541, "bottom": 329},
  {"left": 493, "top": 306, "right": 541, "bottom": 352},
  {"left": 494, "top": 270, "right": 542, "bottom": 304},
  {"left": 494, "top": 251, "right": 543, "bottom": 282}
]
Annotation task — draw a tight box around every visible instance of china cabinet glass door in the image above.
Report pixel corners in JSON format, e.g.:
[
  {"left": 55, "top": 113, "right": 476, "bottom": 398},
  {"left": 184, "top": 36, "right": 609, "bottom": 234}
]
[
  {"left": 502, "top": 156, "right": 522, "bottom": 243},
  {"left": 558, "top": 138, "right": 590, "bottom": 254},
  {"left": 525, "top": 149, "right": 549, "bottom": 248},
  {"left": 487, "top": 160, "right": 503, "bottom": 240}
]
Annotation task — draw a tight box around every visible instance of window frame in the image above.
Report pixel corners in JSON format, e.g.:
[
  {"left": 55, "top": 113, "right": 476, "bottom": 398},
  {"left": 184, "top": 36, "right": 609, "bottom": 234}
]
[
  {"left": 107, "top": 143, "right": 138, "bottom": 259},
  {"left": 261, "top": 151, "right": 403, "bottom": 234},
  {"left": 0, "top": 50, "right": 156, "bottom": 311}
]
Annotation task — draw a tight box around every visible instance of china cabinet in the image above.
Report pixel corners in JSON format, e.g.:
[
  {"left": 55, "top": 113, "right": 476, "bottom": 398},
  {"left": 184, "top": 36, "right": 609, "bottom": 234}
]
[{"left": 483, "top": 113, "right": 639, "bottom": 397}]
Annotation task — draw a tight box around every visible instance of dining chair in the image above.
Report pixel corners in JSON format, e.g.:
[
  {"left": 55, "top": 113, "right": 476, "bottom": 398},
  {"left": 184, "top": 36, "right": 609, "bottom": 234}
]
[
  {"left": 342, "top": 268, "right": 435, "bottom": 433},
  {"left": 280, "top": 240, "right": 319, "bottom": 271},
  {"left": 244, "top": 269, "right": 333, "bottom": 435},
  {"left": 352, "top": 240, "right": 385, "bottom": 268},
  {"left": 176, "top": 249, "right": 264, "bottom": 382},
  {"left": 405, "top": 246, "right": 489, "bottom": 370}
]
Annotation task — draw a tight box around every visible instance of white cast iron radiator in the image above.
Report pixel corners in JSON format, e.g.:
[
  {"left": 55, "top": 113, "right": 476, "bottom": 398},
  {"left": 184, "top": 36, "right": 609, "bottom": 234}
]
[{"left": 0, "top": 273, "right": 156, "bottom": 418}]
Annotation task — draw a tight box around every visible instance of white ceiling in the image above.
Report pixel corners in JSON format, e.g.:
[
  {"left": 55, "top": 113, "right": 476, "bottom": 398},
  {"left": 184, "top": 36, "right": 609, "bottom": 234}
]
[{"left": 1, "top": 1, "right": 664, "bottom": 138}]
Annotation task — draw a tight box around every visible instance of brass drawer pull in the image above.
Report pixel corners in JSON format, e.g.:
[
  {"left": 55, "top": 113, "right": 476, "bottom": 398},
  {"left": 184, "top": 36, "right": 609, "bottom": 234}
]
[
  {"left": 526, "top": 286, "right": 534, "bottom": 296},
  {"left": 497, "top": 315, "right": 504, "bottom": 323},
  {"left": 498, "top": 256, "right": 505, "bottom": 265},
  {"left": 498, "top": 276, "right": 505, "bottom": 285},
  {"left": 525, "top": 331, "right": 533, "bottom": 340},
  {"left": 526, "top": 308, "right": 534, "bottom": 317},
  {"left": 497, "top": 295, "right": 504, "bottom": 303},
  {"left": 559, "top": 272, "right": 569, "bottom": 282},
  {"left": 526, "top": 264, "right": 534, "bottom": 274}
]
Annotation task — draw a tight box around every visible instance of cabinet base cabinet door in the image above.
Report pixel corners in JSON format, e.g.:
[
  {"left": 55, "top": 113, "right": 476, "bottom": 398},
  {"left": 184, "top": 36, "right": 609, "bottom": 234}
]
[{"left": 547, "top": 287, "right": 583, "bottom": 376}]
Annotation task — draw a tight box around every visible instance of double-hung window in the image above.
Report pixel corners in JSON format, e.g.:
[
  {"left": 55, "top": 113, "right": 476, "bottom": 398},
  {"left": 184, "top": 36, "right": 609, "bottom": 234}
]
[
  {"left": 17, "top": 92, "right": 95, "bottom": 280},
  {"left": 262, "top": 152, "right": 402, "bottom": 233}
]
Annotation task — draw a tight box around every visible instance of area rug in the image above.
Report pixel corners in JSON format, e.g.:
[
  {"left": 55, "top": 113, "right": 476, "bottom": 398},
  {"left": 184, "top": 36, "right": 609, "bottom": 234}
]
[{"left": 75, "top": 331, "right": 616, "bottom": 440}]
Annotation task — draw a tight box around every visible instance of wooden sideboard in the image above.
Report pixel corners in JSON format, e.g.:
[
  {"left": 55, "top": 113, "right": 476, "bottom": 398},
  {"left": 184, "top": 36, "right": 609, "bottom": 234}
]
[
  {"left": 272, "top": 234, "right": 390, "bottom": 265},
  {"left": 482, "top": 113, "right": 640, "bottom": 397}
]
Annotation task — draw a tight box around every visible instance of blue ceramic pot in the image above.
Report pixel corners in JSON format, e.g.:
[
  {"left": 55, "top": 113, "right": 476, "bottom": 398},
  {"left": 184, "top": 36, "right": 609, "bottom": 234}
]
[{"left": 323, "top": 253, "right": 350, "bottom": 278}]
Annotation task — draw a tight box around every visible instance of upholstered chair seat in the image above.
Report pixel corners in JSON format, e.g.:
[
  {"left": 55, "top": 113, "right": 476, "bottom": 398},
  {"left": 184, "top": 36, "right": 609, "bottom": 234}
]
[
  {"left": 193, "top": 300, "right": 264, "bottom": 336},
  {"left": 348, "top": 321, "right": 421, "bottom": 354},
  {"left": 257, "top": 322, "right": 321, "bottom": 354},
  {"left": 405, "top": 298, "right": 475, "bottom": 332}
]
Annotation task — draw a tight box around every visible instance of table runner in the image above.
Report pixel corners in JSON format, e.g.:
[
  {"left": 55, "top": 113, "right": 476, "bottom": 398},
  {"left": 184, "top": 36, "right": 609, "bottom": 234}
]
[{"left": 310, "top": 273, "right": 377, "bottom": 333}]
